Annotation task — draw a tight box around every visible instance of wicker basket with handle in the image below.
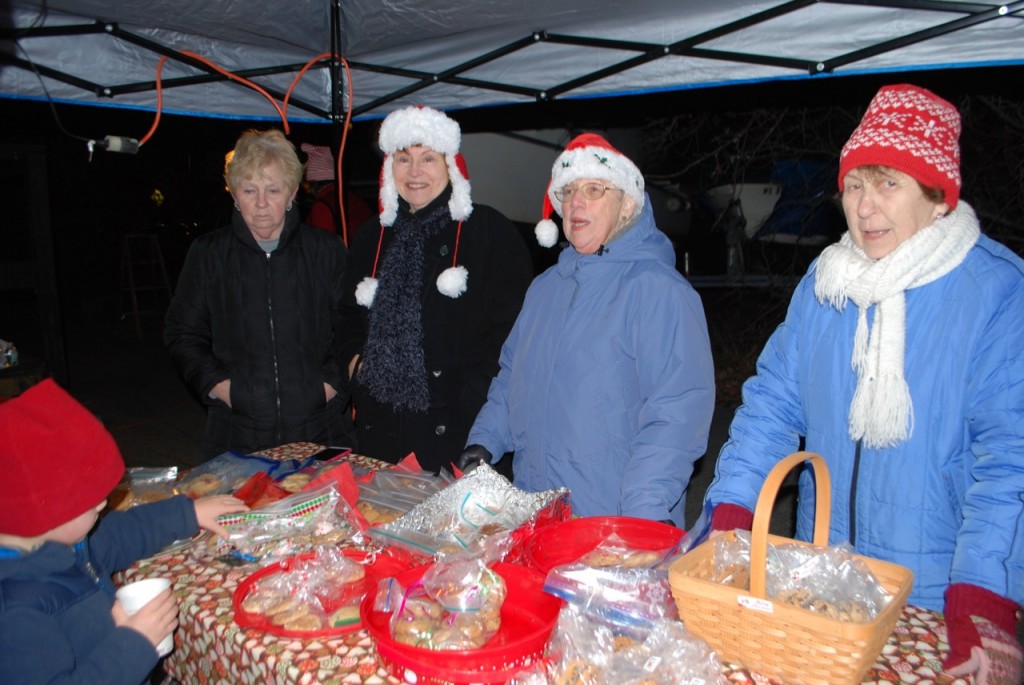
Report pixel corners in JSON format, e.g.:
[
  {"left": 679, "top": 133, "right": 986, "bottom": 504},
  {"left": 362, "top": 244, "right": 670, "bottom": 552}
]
[{"left": 668, "top": 451, "right": 914, "bottom": 685}]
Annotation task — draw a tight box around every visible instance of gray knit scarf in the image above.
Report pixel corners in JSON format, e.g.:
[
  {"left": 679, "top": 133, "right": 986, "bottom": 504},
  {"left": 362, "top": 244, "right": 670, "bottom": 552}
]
[{"left": 358, "top": 201, "right": 450, "bottom": 412}]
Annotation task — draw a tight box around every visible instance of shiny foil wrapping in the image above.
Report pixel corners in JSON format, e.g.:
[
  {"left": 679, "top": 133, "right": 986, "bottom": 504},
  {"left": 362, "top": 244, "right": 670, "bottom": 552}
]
[{"left": 368, "top": 463, "right": 570, "bottom": 558}]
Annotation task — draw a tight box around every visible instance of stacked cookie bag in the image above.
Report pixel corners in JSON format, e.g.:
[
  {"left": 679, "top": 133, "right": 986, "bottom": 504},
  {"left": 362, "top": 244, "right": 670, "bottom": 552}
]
[
  {"left": 512, "top": 524, "right": 725, "bottom": 685},
  {"left": 383, "top": 553, "right": 508, "bottom": 650}
]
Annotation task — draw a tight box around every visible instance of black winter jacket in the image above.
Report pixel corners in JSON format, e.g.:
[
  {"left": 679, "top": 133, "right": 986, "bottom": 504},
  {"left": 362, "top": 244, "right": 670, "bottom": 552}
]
[
  {"left": 165, "top": 208, "right": 355, "bottom": 458},
  {"left": 339, "top": 191, "right": 532, "bottom": 472}
]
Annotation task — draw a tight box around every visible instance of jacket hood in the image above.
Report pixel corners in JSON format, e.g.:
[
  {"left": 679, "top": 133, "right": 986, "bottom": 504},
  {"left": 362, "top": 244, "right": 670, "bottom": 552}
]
[
  {"left": 554, "top": 193, "right": 674, "bottom": 276},
  {"left": 0, "top": 541, "right": 76, "bottom": 582}
]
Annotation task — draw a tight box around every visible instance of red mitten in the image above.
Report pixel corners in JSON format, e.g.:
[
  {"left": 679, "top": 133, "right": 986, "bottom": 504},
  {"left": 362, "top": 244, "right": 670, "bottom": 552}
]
[
  {"left": 943, "top": 583, "right": 1023, "bottom": 685},
  {"left": 710, "top": 503, "right": 754, "bottom": 532}
]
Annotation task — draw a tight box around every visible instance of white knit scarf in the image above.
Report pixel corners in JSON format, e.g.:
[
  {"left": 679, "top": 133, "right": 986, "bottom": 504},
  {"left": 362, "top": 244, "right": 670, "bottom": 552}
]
[{"left": 813, "top": 202, "right": 980, "bottom": 448}]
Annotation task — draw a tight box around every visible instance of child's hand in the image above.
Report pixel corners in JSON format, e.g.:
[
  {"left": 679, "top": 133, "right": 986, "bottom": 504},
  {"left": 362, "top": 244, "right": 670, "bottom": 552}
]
[
  {"left": 112, "top": 587, "right": 178, "bottom": 652},
  {"left": 194, "top": 494, "right": 249, "bottom": 539}
]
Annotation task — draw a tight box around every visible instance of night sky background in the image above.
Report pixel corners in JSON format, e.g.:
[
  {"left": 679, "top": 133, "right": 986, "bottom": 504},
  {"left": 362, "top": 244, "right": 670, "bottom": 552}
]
[{"left": 2, "top": 65, "right": 1022, "bottom": 384}]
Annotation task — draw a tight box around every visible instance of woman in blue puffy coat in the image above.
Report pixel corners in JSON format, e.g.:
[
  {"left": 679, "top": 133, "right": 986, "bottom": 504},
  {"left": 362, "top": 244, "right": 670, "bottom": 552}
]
[{"left": 705, "top": 84, "right": 1023, "bottom": 684}]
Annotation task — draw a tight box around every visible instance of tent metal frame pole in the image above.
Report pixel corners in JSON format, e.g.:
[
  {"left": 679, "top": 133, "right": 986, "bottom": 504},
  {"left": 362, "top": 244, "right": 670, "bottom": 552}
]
[
  {"left": 2, "top": 0, "right": 1022, "bottom": 120},
  {"left": 102, "top": 23, "right": 329, "bottom": 117},
  {"left": 329, "top": 0, "right": 343, "bottom": 149},
  {"left": 0, "top": 52, "right": 101, "bottom": 92},
  {"left": 821, "top": 0, "right": 1024, "bottom": 72},
  {"left": 349, "top": 34, "right": 540, "bottom": 116},
  {"left": 3, "top": 19, "right": 332, "bottom": 117}
]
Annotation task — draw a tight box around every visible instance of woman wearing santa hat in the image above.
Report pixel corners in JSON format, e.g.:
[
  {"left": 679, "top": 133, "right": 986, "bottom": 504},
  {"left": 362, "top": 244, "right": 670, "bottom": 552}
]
[
  {"left": 459, "top": 132, "right": 716, "bottom": 527},
  {"left": 704, "top": 84, "right": 1023, "bottom": 683},
  {"left": 338, "top": 105, "right": 533, "bottom": 473}
]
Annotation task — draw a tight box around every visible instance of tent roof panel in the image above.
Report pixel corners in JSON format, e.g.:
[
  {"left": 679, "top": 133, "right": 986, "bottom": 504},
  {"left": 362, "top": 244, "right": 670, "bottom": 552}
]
[{"left": 2, "top": 0, "right": 1022, "bottom": 123}]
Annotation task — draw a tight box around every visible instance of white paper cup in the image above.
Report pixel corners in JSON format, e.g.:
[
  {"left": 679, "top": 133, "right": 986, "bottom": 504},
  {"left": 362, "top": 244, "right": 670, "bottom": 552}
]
[{"left": 115, "top": 577, "right": 175, "bottom": 656}]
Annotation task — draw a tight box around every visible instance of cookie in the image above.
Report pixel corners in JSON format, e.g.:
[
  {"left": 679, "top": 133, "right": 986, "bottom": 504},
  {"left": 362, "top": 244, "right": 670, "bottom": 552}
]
[
  {"left": 556, "top": 658, "right": 598, "bottom": 685},
  {"left": 282, "top": 612, "right": 323, "bottom": 631},
  {"left": 580, "top": 549, "right": 623, "bottom": 567},
  {"left": 277, "top": 473, "right": 312, "bottom": 492},
  {"left": 619, "top": 550, "right": 661, "bottom": 568},
  {"left": 181, "top": 472, "right": 222, "bottom": 498},
  {"left": 241, "top": 589, "right": 281, "bottom": 614},
  {"left": 334, "top": 563, "right": 366, "bottom": 583},
  {"left": 328, "top": 605, "right": 361, "bottom": 628},
  {"left": 356, "top": 500, "right": 401, "bottom": 525},
  {"left": 612, "top": 634, "right": 635, "bottom": 651},
  {"left": 264, "top": 596, "right": 301, "bottom": 617}
]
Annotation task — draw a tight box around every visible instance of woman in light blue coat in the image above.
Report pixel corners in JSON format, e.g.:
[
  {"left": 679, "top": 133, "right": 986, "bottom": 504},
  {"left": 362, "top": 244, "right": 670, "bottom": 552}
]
[
  {"left": 459, "top": 133, "right": 715, "bottom": 526},
  {"left": 705, "top": 84, "right": 1023, "bottom": 684}
]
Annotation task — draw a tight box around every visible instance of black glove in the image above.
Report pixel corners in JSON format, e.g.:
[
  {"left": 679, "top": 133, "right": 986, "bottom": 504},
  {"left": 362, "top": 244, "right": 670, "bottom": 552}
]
[{"left": 455, "top": 444, "right": 492, "bottom": 473}]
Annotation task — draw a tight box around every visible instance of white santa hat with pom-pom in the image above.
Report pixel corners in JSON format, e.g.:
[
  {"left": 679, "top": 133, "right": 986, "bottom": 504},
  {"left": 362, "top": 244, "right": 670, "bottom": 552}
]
[
  {"left": 356, "top": 105, "right": 474, "bottom": 307},
  {"left": 535, "top": 132, "right": 645, "bottom": 247}
]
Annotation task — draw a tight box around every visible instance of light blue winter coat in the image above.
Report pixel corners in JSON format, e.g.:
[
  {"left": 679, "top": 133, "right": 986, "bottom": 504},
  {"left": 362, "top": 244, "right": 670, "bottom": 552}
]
[
  {"left": 468, "top": 198, "right": 715, "bottom": 525},
  {"left": 705, "top": 231, "right": 1024, "bottom": 611}
]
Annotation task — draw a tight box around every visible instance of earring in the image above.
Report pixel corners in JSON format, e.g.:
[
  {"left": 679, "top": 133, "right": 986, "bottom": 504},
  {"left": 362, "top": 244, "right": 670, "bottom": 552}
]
[
  {"left": 234, "top": 202, "right": 240, "bottom": 211},
  {"left": 620, "top": 215, "right": 627, "bottom": 222},
  {"left": 287, "top": 202, "right": 294, "bottom": 211}
]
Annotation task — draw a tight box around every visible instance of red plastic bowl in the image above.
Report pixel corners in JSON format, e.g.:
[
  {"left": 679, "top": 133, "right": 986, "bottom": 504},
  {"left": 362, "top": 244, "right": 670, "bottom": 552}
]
[
  {"left": 520, "top": 515, "right": 685, "bottom": 573},
  {"left": 233, "top": 547, "right": 420, "bottom": 638},
  {"left": 360, "top": 561, "right": 563, "bottom": 684}
]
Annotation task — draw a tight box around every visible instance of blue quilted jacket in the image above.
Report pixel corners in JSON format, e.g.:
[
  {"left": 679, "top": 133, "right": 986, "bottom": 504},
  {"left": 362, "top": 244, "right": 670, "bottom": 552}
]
[{"left": 706, "top": 230, "right": 1024, "bottom": 611}]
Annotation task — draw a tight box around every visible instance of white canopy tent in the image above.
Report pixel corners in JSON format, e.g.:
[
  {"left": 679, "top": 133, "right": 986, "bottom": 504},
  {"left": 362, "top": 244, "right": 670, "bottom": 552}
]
[
  {"left": 2, "top": 0, "right": 1023, "bottom": 127},
  {"left": 2, "top": 0, "right": 1022, "bottom": 383}
]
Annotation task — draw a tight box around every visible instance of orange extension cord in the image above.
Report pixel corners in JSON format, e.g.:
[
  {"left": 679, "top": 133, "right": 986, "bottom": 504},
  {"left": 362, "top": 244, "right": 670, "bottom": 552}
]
[{"left": 140, "top": 51, "right": 356, "bottom": 245}]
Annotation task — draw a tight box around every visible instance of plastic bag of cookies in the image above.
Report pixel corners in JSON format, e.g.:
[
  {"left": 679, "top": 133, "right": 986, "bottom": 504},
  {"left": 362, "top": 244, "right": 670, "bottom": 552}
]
[
  {"left": 527, "top": 605, "right": 725, "bottom": 685},
  {"left": 177, "top": 451, "right": 279, "bottom": 498},
  {"left": 215, "top": 482, "right": 366, "bottom": 564},
  {"left": 576, "top": 532, "right": 680, "bottom": 570},
  {"left": 236, "top": 547, "right": 369, "bottom": 633},
  {"left": 109, "top": 466, "right": 178, "bottom": 510},
  {"left": 710, "top": 530, "right": 893, "bottom": 622},
  {"left": 375, "top": 555, "right": 507, "bottom": 650}
]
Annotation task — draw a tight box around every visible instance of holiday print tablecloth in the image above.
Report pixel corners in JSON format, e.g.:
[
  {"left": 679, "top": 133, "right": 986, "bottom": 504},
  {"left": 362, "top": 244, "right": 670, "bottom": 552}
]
[{"left": 118, "top": 443, "right": 970, "bottom": 685}]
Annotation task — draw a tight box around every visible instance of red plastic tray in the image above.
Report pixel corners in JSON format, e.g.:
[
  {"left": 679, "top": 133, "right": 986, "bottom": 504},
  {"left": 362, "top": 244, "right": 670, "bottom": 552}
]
[
  {"left": 519, "top": 515, "right": 685, "bottom": 573},
  {"left": 233, "top": 547, "right": 420, "bottom": 638},
  {"left": 360, "top": 561, "right": 562, "bottom": 684}
]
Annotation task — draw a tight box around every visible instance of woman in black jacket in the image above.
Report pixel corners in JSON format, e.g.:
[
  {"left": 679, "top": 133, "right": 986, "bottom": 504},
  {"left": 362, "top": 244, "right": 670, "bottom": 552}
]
[
  {"left": 165, "top": 129, "right": 355, "bottom": 459},
  {"left": 339, "top": 106, "right": 533, "bottom": 473}
]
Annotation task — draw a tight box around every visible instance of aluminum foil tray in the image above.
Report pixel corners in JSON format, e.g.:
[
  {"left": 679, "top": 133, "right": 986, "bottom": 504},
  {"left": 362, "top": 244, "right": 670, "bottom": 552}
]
[{"left": 367, "top": 463, "right": 569, "bottom": 558}]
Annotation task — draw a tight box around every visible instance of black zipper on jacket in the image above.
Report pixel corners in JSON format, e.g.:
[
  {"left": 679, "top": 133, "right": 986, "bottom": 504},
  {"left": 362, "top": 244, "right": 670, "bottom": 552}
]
[
  {"left": 849, "top": 440, "right": 862, "bottom": 546},
  {"left": 265, "top": 251, "right": 283, "bottom": 444}
]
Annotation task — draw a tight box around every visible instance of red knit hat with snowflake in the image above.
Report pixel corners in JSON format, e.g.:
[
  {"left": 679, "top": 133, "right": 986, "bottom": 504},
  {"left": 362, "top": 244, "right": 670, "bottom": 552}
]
[
  {"left": 0, "top": 379, "right": 124, "bottom": 537},
  {"left": 534, "top": 132, "right": 645, "bottom": 248},
  {"left": 839, "top": 83, "right": 961, "bottom": 209},
  {"left": 356, "top": 105, "right": 473, "bottom": 307}
]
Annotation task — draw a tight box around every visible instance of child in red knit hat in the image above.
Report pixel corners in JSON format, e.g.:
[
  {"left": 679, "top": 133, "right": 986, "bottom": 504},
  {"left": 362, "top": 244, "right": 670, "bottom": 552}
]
[{"left": 0, "top": 379, "right": 248, "bottom": 685}]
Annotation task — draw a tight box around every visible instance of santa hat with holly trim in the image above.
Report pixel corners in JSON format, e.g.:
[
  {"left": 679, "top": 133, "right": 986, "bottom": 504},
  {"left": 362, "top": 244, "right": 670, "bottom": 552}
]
[
  {"left": 535, "top": 132, "right": 645, "bottom": 248},
  {"left": 356, "top": 105, "right": 473, "bottom": 307}
]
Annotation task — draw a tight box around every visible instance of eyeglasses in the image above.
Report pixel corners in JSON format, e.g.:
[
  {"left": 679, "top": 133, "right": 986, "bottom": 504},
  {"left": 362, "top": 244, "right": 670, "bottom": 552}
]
[{"left": 554, "top": 183, "right": 618, "bottom": 203}]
